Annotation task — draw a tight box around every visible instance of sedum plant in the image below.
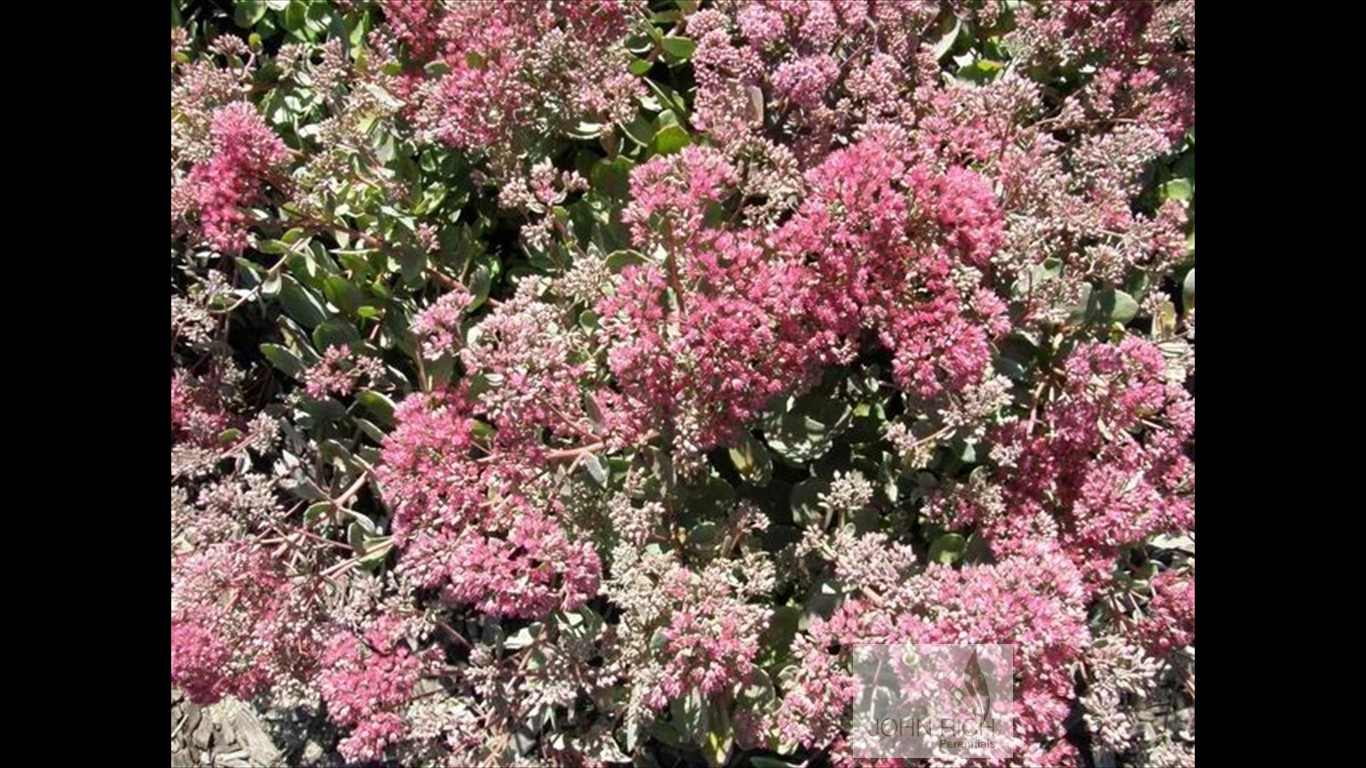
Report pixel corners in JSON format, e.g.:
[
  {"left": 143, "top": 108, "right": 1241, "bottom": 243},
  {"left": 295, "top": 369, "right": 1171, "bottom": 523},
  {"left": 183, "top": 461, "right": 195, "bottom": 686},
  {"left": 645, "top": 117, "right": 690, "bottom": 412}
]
[{"left": 170, "top": 1, "right": 1195, "bottom": 765}]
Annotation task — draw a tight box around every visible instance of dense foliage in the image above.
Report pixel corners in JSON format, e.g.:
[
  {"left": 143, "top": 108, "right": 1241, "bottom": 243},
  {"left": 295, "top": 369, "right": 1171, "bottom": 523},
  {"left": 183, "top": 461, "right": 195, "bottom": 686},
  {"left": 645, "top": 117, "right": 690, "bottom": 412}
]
[{"left": 170, "top": 1, "right": 1195, "bottom": 765}]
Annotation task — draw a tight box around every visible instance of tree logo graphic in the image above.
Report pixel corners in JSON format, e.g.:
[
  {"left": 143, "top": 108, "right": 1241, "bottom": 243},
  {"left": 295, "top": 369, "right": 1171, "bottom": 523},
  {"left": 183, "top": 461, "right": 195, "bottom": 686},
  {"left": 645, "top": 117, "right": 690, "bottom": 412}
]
[
  {"left": 949, "top": 646, "right": 995, "bottom": 729},
  {"left": 851, "top": 643, "right": 1015, "bottom": 759}
]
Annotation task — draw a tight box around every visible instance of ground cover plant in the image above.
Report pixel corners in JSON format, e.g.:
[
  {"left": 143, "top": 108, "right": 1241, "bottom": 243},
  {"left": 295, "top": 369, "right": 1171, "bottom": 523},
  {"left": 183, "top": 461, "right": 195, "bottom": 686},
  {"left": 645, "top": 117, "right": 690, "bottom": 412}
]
[{"left": 170, "top": 1, "right": 1196, "bottom": 765}]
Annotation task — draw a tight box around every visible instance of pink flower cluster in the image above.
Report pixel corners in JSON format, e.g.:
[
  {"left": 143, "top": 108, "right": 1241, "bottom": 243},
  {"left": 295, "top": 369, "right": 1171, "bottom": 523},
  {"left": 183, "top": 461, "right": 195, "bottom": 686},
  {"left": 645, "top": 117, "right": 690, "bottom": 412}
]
[
  {"left": 459, "top": 280, "right": 592, "bottom": 438},
  {"left": 170, "top": 541, "right": 324, "bottom": 704},
  {"left": 438, "top": 507, "right": 602, "bottom": 617},
  {"left": 600, "top": 147, "right": 834, "bottom": 455},
  {"left": 596, "top": 135, "right": 1012, "bottom": 459},
  {"left": 182, "top": 103, "right": 289, "bottom": 253},
  {"left": 955, "top": 337, "right": 1195, "bottom": 584},
  {"left": 776, "top": 133, "right": 1010, "bottom": 399},
  {"left": 318, "top": 616, "right": 433, "bottom": 764},
  {"left": 1016, "top": 0, "right": 1194, "bottom": 144},
  {"left": 779, "top": 546, "right": 1091, "bottom": 764},
  {"left": 1140, "top": 569, "right": 1196, "bottom": 657},
  {"left": 378, "top": 0, "right": 441, "bottom": 62},
  {"left": 377, "top": 384, "right": 601, "bottom": 619}
]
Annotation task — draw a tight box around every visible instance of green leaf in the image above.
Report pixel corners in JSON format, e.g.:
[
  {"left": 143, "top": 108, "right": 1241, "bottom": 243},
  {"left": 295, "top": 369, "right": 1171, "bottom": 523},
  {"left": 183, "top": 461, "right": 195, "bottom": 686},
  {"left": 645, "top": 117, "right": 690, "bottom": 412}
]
[
  {"left": 234, "top": 0, "right": 268, "bottom": 28},
  {"left": 956, "top": 57, "right": 1005, "bottom": 84},
  {"left": 352, "top": 417, "right": 387, "bottom": 444},
  {"left": 628, "top": 57, "right": 653, "bottom": 76},
  {"left": 605, "top": 250, "right": 650, "bottom": 272},
  {"left": 790, "top": 477, "right": 832, "bottom": 527},
  {"left": 584, "top": 454, "right": 609, "bottom": 487},
  {"left": 727, "top": 433, "right": 773, "bottom": 486},
  {"left": 259, "top": 268, "right": 281, "bottom": 296},
  {"left": 800, "top": 575, "right": 840, "bottom": 628},
  {"left": 682, "top": 473, "right": 736, "bottom": 518},
  {"left": 311, "top": 318, "right": 360, "bottom": 352},
  {"left": 963, "top": 533, "right": 993, "bottom": 564},
  {"left": 568, "top": 121, "right": 604, "bottom": 140},
  {"left": 670, "top": 689, "right": 710, "bottom": 746},
  {"left": 358, "top": 537, "right": 393, "bottom": 570},
  {"left": 1084, "top": 288, "right": 1139, "bottom": 325},
  {"left": 704, "top": 712, "right": 733, "bottom": 768},
  {"left": 648, "top": 718, "right": 681, "bottom": 749},
  {"left": 277, "top": 275, "right": 327, "bottom": 328},
  {"left": 928, "top": 533, "right": 967, "bottom": 564},
  {"left": 763, "top": 394, "right": 852, "bottom": 465},
  {"left": 654, "top": 124, "right": 691, "bottom": 155},
  {"left": 591, "top": 157, "right": 635, "bottom": 201},
  {"left": 737, "top": 667, "right": 776, "bottom": 709},
  {"left": 397, "top": 245, "right": 427, "bottom": 286},
  {"left": 1162, "top": 178, "right": 1194, "bottom": 204},
  {"left": 584, "top": 393, "right": 605, "bottom": 433},
  {"left": 283, "top": 0, "right": 306, "bottom": 33},
  {"left": 503, "top": 623, "right": 543, "bottom": 650},
  {"left": 346, "top": 522, "right": 369, "bottom": 552},
  {"left": 362, "top": 82, "right": 404, "bottom": 112},
  {"left": 260, "top": 343, "right": 306, "bottom": 379},
  {"left": 644, "top": 79, "right": 689, "bottom": 118},
  {"left": 931, "top": 17, "right": 962, "bottom": 61},
  {"left": 467, "top": 263, "right": 493, "bottom": 310},
  {"left": 758, "top": 605, "right": 801, "bottom": 668},
  {"left": 355, "top": 389, "right": 396, "bottom": 426},
  {"left": 626, "top": 32, "right": 656, "bottom": 56},
  {"left": 622, "top": 113, "right": 657, "bottom": 145},
  {"left": 687, "top": 521, "right": 720, "bottom": 551},
  {"left": 345, "top": 522, "right": 392, "bottom": 570},
  {"left": 323, "top": 275, "right": 365, "bottom": 316},
  {"left": 660, "top": 36, "right": 696, "bottom": 59},
  {"left": 303, "top": 501, "right": 333, "bottom": 525}
]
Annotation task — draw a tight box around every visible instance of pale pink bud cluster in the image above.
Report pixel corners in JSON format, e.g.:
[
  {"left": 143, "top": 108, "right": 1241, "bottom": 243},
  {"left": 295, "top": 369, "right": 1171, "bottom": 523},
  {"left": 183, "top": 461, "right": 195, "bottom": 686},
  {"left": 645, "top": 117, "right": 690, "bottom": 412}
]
[
  {"left": 410, "top": 284, "right": 473, "bottom": 360},
  {"left": 399, "top": 1, "right": 644, "bottom": 176},
  {"left": 643, "top": 563, "right": 770, "bottom": 709},
  {"left": 170, "top": 372, "right": 230, "bottom": 448},
  {"left": 301, "top": 345, "right": 382, "bottom": 401}
]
